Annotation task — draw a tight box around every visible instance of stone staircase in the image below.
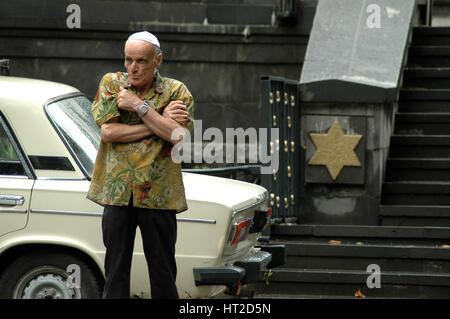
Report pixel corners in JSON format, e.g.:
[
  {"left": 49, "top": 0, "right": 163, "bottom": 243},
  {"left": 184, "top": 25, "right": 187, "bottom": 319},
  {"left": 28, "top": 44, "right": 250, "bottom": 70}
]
[
  {"left": 254, "top": 27, "right": 450, "bottom": 299},
  {"left": 254, "top": 224, "right": 450, "bottom": 298},
  {"left": 381, "top": 26, "right": 450, "bottom": 227}
]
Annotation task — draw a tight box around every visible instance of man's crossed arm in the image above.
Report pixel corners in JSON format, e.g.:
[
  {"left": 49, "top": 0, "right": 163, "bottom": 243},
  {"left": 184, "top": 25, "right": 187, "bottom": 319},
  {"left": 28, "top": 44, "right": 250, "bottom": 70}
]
[{"left": 101, "top": 88, "right": 190, "bottom": 144}]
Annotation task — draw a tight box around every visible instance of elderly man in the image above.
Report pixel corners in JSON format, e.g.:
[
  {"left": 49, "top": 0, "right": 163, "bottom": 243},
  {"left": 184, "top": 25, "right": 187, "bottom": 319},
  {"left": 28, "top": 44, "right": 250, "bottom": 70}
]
[{"left": 87, "top": 31, "right": 194, "bottom": 299}]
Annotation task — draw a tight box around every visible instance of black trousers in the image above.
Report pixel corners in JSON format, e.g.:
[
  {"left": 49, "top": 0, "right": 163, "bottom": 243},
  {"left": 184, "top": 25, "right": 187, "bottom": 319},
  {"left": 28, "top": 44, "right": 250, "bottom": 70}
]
[{"left": 101, "top": 199, "right": 178, "bottom": 299}]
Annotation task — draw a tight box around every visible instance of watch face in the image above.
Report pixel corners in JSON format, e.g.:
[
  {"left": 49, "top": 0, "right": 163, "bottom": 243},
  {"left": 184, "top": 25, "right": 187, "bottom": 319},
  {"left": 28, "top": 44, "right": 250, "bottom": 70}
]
[{"left": 139, "top": 103, "right": 148, "bottom": 116}]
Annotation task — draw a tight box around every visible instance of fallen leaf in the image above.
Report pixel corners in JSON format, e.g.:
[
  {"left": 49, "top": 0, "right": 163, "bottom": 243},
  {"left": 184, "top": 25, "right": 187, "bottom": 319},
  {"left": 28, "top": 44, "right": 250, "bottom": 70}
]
[
  {"left": 328, "top": 240, "right": 342, "bottom": 245},
  {"left": 354, "top": 289, "right": 366, "bottom": 298}
]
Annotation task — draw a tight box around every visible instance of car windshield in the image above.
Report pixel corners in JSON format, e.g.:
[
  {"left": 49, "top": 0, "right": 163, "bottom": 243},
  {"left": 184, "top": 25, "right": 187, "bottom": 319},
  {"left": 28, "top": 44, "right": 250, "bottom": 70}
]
[{"left": 45, "top": 95, "right": 100, "bottom": 178}]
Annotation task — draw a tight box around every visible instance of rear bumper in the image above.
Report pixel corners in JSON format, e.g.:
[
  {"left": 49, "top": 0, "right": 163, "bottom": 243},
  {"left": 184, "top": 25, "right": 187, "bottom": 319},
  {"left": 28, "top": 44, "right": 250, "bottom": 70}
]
[{"left": 193, "top": 244, "right": 286, "bottom": 287}]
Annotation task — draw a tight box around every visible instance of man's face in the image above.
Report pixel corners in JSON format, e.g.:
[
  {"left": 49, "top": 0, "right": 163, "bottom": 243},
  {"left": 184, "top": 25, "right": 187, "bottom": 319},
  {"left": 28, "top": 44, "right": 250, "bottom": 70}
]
[{"left": 124, "top": 40, "right": 162, "bottom": 89}]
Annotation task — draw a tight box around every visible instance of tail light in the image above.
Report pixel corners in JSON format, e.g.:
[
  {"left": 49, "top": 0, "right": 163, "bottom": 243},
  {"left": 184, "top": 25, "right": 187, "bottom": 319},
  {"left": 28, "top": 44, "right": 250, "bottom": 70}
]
[
  {"left": 229, "top": 218, "right": 252, "bottom": 245},
  {"left": 266, "top": 207, "right": 273, "bottom": 226}
]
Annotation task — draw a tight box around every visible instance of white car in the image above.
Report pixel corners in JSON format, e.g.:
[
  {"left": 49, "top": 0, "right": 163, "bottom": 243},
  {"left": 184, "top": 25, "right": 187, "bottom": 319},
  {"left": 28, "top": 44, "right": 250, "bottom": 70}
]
[{"left": 0, "top": 75, "right": 284, "bottom": 299}]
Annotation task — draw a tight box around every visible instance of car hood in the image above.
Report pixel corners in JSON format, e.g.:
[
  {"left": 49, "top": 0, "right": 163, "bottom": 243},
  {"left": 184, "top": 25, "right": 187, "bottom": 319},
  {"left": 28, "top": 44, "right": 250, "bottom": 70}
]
[{"left": 182, "top": 172, "right": 268, "bottom": 211}]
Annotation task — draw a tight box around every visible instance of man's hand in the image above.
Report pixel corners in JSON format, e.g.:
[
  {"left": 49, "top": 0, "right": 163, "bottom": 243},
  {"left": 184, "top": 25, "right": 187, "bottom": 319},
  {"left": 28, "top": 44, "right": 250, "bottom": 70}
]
[
  {"left": 116, "top": 86, "right": 142, "bottom": 112},
  {"left": 117, "top": 87, "right": 189, "bottom": 121},
  {"left": 163, "top": 100, "right": 190, "bottom": 120}
]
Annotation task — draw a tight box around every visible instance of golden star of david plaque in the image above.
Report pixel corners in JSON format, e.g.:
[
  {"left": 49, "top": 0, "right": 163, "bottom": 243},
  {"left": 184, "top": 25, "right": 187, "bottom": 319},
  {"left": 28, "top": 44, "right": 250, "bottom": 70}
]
[{"left": 308, "top": 120, "right": 363, "bottom": 180}]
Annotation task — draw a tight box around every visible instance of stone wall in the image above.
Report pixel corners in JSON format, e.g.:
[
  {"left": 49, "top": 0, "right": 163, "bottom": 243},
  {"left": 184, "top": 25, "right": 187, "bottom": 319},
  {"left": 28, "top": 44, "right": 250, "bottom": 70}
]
[{"left": 0, "top": 0, "right": 316, "bottom": 132}]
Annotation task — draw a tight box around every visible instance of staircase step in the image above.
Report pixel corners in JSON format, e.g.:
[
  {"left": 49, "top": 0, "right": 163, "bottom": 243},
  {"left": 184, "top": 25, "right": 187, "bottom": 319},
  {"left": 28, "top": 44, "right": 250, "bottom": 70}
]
[
  {"left": 403, "top": 67, "right": 450, "bottom": 88},
  {"left": 254, "top": 281, "right": 450, "bottom": 298},
  {"left": 272, "top": 224, "right": 450, "bottom": 239},
  {"left": 380, "top": 205, "right": 450, "bottom": 227},
  {"left": 394, "top": 113, "right": 450, "bottom": 134},
  {"left": 395, "top": 112, "right": 450, "bottom": 123},
  {"left": 386, "top": 158, "right": 450, "bottom": 181},
  {"left": 283, "top": 241, "right": 450, "bottom": 260},
  {"left": 272, "top": 223, "right": 450, "bottom": 244},
  {"left": 382, "top": 181, "right": 450, "bottom": 206},
  {"left": 254, "top": 267, "right": 450, "bottom": 298},
  {"left": 409, "top": 45, "right": 450, "bottom": 57},
  {"left": 380, "top": 205, "right": 450, "bottom": 217},
  {"left": 283, "top": 254, "right": 450, "bottom": 273},
  {"left": 407, "top": 46, "right": 450, "bottom": 67},
  {"left": 399, "top": 100, "right": 450, "bottom": 112},
  {"left": 268, "top": 268, "right": 450, "bottom": 286},
  {"left": 400, "top": 88, "right": 450, "bottom": 100},
  {"left": 382, "top": 194, "right": 450, "bottom": 206},
  {"left": 412, "top": 27, "right": 450, "bottom": 46},
  {"left": 389, "top": 135, "right": 450, "bottom": 158},
  {"left": 413, "top": 26, "right": 450, "bottom": 36},
  {"left": 404, "top": 67, "right": 450, "bottom": 78},
  {"left": 253, "top": 292, "right": 360, "bottom": 299},
  {"left": 383, "top": 181, "right": 450, "bottom": 194},
  {"left": 408, "top": 57, "right": 450, "bottom": 68},
  {"left": 395, "top": 112, "right": 450, "bottom": 122},
  {"left": 386, "top": 158, "right": 450, "bottom": 169}
]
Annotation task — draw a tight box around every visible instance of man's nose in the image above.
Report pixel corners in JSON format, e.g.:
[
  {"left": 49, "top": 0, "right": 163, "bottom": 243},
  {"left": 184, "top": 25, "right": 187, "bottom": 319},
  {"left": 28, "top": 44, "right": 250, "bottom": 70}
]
[{"left": 130, "top": 62, "right": 138, "bottom": 72}]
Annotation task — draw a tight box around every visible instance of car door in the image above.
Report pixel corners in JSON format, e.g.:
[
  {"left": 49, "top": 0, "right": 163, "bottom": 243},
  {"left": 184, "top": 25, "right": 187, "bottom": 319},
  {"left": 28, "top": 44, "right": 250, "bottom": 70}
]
[{"left": 0, "top": 114, "right": 33, "bottom": 236}]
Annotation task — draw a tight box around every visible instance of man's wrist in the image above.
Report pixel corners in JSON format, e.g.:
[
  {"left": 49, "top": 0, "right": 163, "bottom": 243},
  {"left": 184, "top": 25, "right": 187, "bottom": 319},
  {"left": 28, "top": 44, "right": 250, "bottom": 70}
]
[
  {"left": 137, "top": 102, "right": 149, "bottom": 117},
  {"left": 133, "top": 100, "right": 142, "bottom": 112}
]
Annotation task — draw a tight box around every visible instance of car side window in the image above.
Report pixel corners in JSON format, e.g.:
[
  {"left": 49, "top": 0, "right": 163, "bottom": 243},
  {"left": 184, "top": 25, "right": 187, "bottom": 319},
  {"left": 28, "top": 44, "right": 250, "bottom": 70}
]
[{"left": 0, "top": 116, "right": 26, "bottom": 176}]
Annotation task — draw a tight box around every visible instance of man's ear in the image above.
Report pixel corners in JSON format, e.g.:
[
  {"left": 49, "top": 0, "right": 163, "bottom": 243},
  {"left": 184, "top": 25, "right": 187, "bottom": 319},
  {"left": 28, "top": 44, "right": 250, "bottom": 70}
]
[{"left": 156, "top": 53, "right": 163, "bottom": 67}]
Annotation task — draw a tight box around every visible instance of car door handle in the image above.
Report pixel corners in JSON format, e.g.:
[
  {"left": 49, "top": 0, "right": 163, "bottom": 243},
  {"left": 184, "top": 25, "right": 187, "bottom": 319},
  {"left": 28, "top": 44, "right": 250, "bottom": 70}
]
[{"left": 0, "top": 195, "right": 25, "bottom": 206}]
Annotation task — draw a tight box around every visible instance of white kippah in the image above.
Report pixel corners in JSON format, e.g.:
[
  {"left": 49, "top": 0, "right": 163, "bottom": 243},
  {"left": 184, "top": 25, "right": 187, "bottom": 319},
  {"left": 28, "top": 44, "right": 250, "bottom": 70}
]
[{"left": 127, "top": 31, "right": 160, "bottom": 48}]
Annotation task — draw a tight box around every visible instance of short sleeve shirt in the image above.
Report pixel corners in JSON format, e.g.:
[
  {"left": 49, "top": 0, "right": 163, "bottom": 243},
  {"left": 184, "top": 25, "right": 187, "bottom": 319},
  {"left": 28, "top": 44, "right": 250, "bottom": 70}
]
[{"left": 87, "top": 71, "right": 194, "bottom": 212}]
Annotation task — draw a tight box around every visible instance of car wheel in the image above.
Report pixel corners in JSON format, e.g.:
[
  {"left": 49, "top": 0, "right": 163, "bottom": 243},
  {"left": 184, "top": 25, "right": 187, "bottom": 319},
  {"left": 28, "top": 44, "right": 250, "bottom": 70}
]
[{"left": 0, "top": 249, "right": 103, "bottom": 299}]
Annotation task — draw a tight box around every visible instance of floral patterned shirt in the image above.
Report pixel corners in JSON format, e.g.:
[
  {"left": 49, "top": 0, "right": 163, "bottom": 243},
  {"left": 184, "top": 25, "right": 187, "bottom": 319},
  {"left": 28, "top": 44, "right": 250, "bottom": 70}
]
[{"left": 87, "top": 71, "right": 194, "bottom": 212}]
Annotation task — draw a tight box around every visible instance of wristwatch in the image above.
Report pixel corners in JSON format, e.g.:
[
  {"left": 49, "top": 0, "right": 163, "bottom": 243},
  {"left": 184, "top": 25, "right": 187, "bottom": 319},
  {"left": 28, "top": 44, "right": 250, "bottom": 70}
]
[{"left": 137, "top": 102, "right": 149, "bottom": 117}]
